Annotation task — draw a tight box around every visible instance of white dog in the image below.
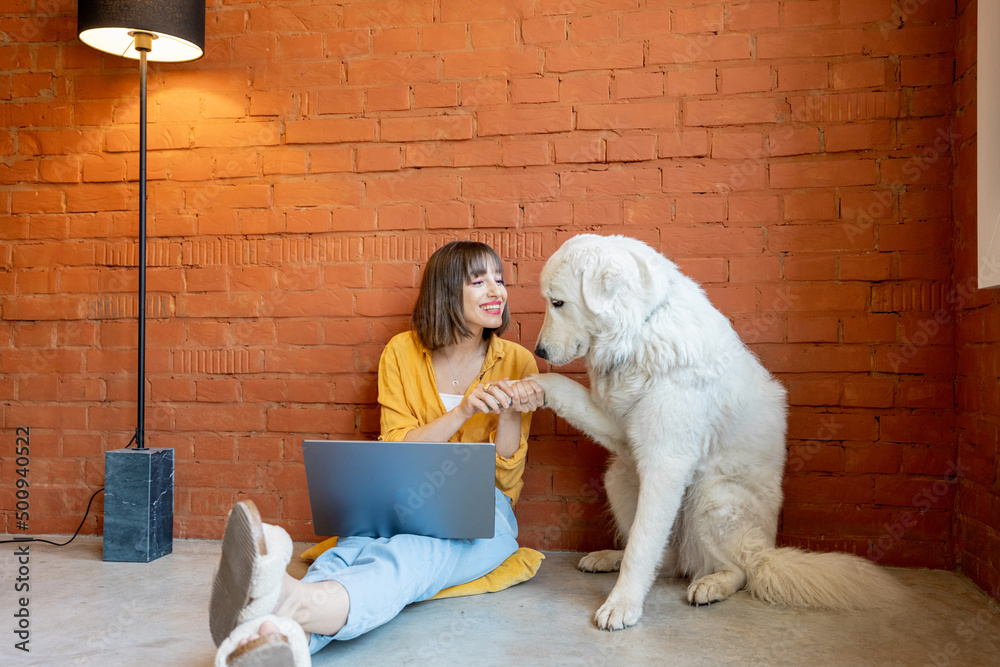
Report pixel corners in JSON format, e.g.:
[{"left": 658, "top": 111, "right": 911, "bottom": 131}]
[{"left": 532, "top": 234, "right": 904, "bottom": 631}]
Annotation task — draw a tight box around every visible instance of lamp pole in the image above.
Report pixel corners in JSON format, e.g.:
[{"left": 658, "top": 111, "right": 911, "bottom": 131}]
[{"left": 135, "top": 31, "right": 151, "bottom": 450}]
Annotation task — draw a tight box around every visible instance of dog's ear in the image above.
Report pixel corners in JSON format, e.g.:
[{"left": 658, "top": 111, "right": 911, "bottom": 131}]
[{"left": 580, "top": 254, "right": 629, "bottom": 314}]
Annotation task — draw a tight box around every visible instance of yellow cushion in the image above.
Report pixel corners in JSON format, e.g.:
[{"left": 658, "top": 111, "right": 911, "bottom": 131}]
[{"left": 299, "top": 538, "right": 544, "bottom": 601}]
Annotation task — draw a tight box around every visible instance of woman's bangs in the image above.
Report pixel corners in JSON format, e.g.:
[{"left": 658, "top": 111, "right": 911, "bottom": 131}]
[{"left": 464, "top": 249, "right": 502, "bottom": 281}]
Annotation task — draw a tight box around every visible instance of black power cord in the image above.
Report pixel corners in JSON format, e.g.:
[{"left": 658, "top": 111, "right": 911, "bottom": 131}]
[{"left": 0, "top": 487, "right": 105, "bottom": 546}]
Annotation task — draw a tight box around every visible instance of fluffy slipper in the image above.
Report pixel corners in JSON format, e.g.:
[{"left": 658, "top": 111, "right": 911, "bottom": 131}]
[
  {"left": 214, "top": 615, "right": 310, "bottom": 667},
  {"left": 210, "top": 500, "right": 293, "bottom": 647}
]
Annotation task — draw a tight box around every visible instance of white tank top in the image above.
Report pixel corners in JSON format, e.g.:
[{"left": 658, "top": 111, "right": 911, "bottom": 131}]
[{"left": 439, "top": 392, "right": 464, "bottom": 411}]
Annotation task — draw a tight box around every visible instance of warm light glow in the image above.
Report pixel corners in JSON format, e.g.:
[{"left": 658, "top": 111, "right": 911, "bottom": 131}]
[{"left": 79, "top": 26, "right": 203, "bottom": 62}]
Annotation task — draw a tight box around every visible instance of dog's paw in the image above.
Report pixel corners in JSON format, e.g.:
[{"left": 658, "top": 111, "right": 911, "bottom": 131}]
[
  {"left": 578, "top": 549, "right": 623, "bottom": 573},
  {"left": 686, "top": 573, "right": 737, "bottom": 606},
  {"left": 594, "top": 595, "right": 643, "bottom": 631},
  {"left": 526, "top": 373, "right": 579, "bottom": 409}
]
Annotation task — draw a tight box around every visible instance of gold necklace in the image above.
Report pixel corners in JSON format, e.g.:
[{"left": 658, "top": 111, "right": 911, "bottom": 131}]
[
  {"left": 441, "top": 349, "right": 461, "bottom": 388},
  {"left": 441, "top": 343, "right": 485, "bottom": 390}
]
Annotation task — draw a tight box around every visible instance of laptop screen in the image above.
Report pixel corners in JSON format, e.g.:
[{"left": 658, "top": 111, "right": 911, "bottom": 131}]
[{"left": 302, "top": 440, "right": 497, "bottom": 539}]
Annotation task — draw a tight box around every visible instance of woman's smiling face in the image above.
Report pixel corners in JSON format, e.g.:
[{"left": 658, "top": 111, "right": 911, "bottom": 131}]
[{"left": 462, "top": 262, "right": 507, "bottom": 334}]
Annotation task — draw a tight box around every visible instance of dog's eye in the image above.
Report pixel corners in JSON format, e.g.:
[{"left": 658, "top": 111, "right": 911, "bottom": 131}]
[{"left": 551, "top": 299, "right": 564, "bottom": 308}]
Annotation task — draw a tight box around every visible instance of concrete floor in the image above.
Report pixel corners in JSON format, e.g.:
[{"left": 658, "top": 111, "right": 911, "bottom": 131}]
[{"left": 2, "top": 536, "right": 999, "bottom": 666}]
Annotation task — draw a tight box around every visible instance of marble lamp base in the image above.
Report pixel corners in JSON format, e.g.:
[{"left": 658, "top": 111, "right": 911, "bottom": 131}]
[{"left": 103, "top": 447, "right": 174, "bottom": 562}]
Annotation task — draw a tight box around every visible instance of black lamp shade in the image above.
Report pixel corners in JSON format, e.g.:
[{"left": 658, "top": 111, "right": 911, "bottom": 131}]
[{"left": 78, "top": 0, "right": 206, "bottom": 62}]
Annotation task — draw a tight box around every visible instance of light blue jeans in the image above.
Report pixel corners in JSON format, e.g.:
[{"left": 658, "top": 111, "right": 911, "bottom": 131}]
[{"left": 302, "top": 487, "right": 519, "bottom": 653}]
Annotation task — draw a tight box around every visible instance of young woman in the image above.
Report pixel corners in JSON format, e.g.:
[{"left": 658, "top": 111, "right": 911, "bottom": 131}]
[{"left": 210, "top": 241, "right": 545, "bottom": 666}]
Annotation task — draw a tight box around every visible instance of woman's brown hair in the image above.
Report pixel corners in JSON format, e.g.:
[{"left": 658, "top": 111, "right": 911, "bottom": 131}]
[{"left": 411, "top": 241, "right": 510, "bottom": 350}]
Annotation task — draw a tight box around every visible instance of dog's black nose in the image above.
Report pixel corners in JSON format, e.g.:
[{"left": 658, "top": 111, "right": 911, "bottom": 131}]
[{"left": 535, "top": 345, "right": 548, "bottom": 360}]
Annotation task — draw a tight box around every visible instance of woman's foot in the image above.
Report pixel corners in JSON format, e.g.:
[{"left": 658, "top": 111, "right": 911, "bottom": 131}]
[
  {"left": 215, "top": 615, "right": 310, "bottom": 667},
  {"left": 209, "top": 501, "right": 293, "bottom": 646},
  {"left": 235, "top": 618, "right": 282, "bottom": 649},
  {"left": 274, "top": 576, "right": 350, "bottom": 638}
]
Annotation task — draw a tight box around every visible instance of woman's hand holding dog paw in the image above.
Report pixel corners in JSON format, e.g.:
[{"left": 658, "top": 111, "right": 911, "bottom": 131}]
[
  {"left": 501, "top": 378, "right": 545, "bottom": 413},
  {"left": 466, "top": 378, "right": 545, "bottom": 416}
]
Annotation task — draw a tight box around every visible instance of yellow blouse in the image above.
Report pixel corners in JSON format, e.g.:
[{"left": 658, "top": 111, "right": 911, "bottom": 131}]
[{"left": 378, "top": 331, "right": 538, "bottom": 507}]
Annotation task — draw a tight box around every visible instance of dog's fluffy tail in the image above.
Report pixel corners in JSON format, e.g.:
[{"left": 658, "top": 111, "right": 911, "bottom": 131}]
[{"left": 743, "top": 547, "right": 906, "bottom": 610}]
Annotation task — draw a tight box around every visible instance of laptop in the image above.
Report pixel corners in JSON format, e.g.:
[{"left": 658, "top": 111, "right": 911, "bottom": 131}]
[{"left": 302, "top": 440, "right": 497, "bottom": 539}]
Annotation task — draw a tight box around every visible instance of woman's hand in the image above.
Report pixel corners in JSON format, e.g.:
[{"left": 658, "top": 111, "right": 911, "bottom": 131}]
[
  {"left": 500, "top": 378, "right": 545, "bottom": 413},
  {"left": 465, "top": 378, "right": 545, "bottom": 415}
]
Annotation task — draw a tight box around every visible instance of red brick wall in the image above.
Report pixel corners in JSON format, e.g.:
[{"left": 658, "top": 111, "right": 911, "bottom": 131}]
[
  {"left": 0, "top": 0, "right": 967, "bottom": 569},
  {"left": 953, "top": 0, "right": 1000, "bottom": 600}
]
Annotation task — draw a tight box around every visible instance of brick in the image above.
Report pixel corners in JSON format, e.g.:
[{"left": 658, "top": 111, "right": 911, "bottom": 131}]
[
  {"left": 545, "top": 43, "right": 642, "bottom": 72},
  {"left": 727, "top": 2, "right": 780, "bottom": 30},
  {"left": 569, "top": 14, "right": 617, "bottom": 42},
  {"left": 525, "top": 201, "right": 573, "bottom": 227},
  {"left": 720, "top": 65, "right": 772, "bottom": 94},
  {"left": 661, "top": 226, "right": 764, "bottom": 256},
  {"left": 461, "top": 80, "right": 507, "bottom": 106},
  {"left": 511, "top": 77, "right": 559, "bottom": 104},
  {"left": 728, "top": 195, "right": 781, "bottom": 224},
  {"left": 12, "top": 189, "right": 63, "bottom": 214},
  {"left": 310, "top": 147, "right": 353, "bottom": 173},
  {"left": 825, "top": 121, "right": 892, "bottom": 153},
  {"left": 553, "top": 136, "right": 603, "bottom": 163},
  {"left": 366, "top": 174, "right": 458, "bottom": 203},
  {"left": 777, "top": 63, "right": 829, "bottom": 91},
  {"left": 345, "top": 0, "right": 434, "bottom": 27},
  {"left": 770, "top": 159, "right": 877, "bottom": 189},
  {"left": 574, "top": 199, "right": 622, "bottom": 226},
  {"left": 381, "top": 115, "right": 473, "bottom": 141},
  {"left": 622, "top": 9, "right": 671, "bottom": 38},
  {"left": 477, "top": 106, "right": 572, "bottom": 136},
  {"left": 286, "top": 118, "right": 377, "bottom": 144},
  {"left": 557, "top": 76, "right": 609, "bottom": 106},
  {"left": 377, "top": 203, "right": 421, "bottom": 230},
  {"left": 348, "top": 57, "right": 438, "bottom": 85},
  {"left": 470, "top": 21, "right": 517, "bottom": 49},
  {"left": 674, "top": 196, "right": 725, "bottom": 223},
  {"left": 607, "top": 135, "right": 656, "bottom": 162},
  {"left": 881, "top": 155, "right": 952, "bottom": 187},
  {"left": 649, "top": 34, "right": 750, "bottom": 64},
  {"left": 758, "top": 29, "right": 865, "bottom": 59},
  {"left": 578, "top": 102, "right": 676, "bottom": 130},
  {"left": 729, "top": 256, "right": 780, "bottom": 283},
  {"left": 673, "top": 5, "right": 724, "bottom": 34},
  {"left": 262, "top": 149, "right": 307, "bottom": 176},
  {"left": 374, "top": 27, "right": 420, "bottom": 53},
  {"left": 425, "top": 201, "right": 471, "bottom": 229},
  {"left": 366, "top": 85, "right": 409, "bottom": 112},
  {"left": 832, "top": 60, "right": 887, "bottom": 90},
  {"left": 274, "top": 180, "right": 363, "bottom": 207},
  {"left": 443, "top": 49, "right": 539, "bottom": 78},
  {"left": 474, "top": 202, "right": 519, "bottom": 228},
  {"left": 785, "top": 473, "right": 875, "bottom": 505},
  {"left": 658, "top": 131, "right": 709, "bottom": 158},
  {"left": 441, "top": 0, "right": 534, "bottom": 22},
  {"left": 666, "top": 69, "right": 717, "bottom": 96},
  {"left": 522, "top": 17, "right": 566, "bottom": 44},
  {"left": 711, "top": 131, "right": 764, "bottom": 160},
  {"left": 314, "top": 90, "right": 364, "bottom": 115},
  {"left": 770, "top": 223, "right": 875, "bottom": 253},
  {"left": 663, "top": 160, "right": 766, "bottom": 192},
  {"left": 769, "top": 127, "right": 821, "bottom": 157},
  {"left": 461, "top": 173, "right": 558, "bottom": 200},
  {"left": 791, "top": 91, "right": 901, "bottom": 122},
  {"left": 684, "top": 98, "right": 788, "bottom": 126},
  {"left": 356, "top": 145, "right": 401, "bottom": 172},
  {"left": 413, "top": 82, "right": 459, "bottom": 108},
  {"left": 420, "top": 23, "right": 466, "bottom": 51},
  {"left": 613, "top": 71, "right": 664, "bottom": 100}
]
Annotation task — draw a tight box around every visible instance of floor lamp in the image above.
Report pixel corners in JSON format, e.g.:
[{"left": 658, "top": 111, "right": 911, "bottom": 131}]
[{"left": 77, "top": 1, "right": 205, "bottom": 562}]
